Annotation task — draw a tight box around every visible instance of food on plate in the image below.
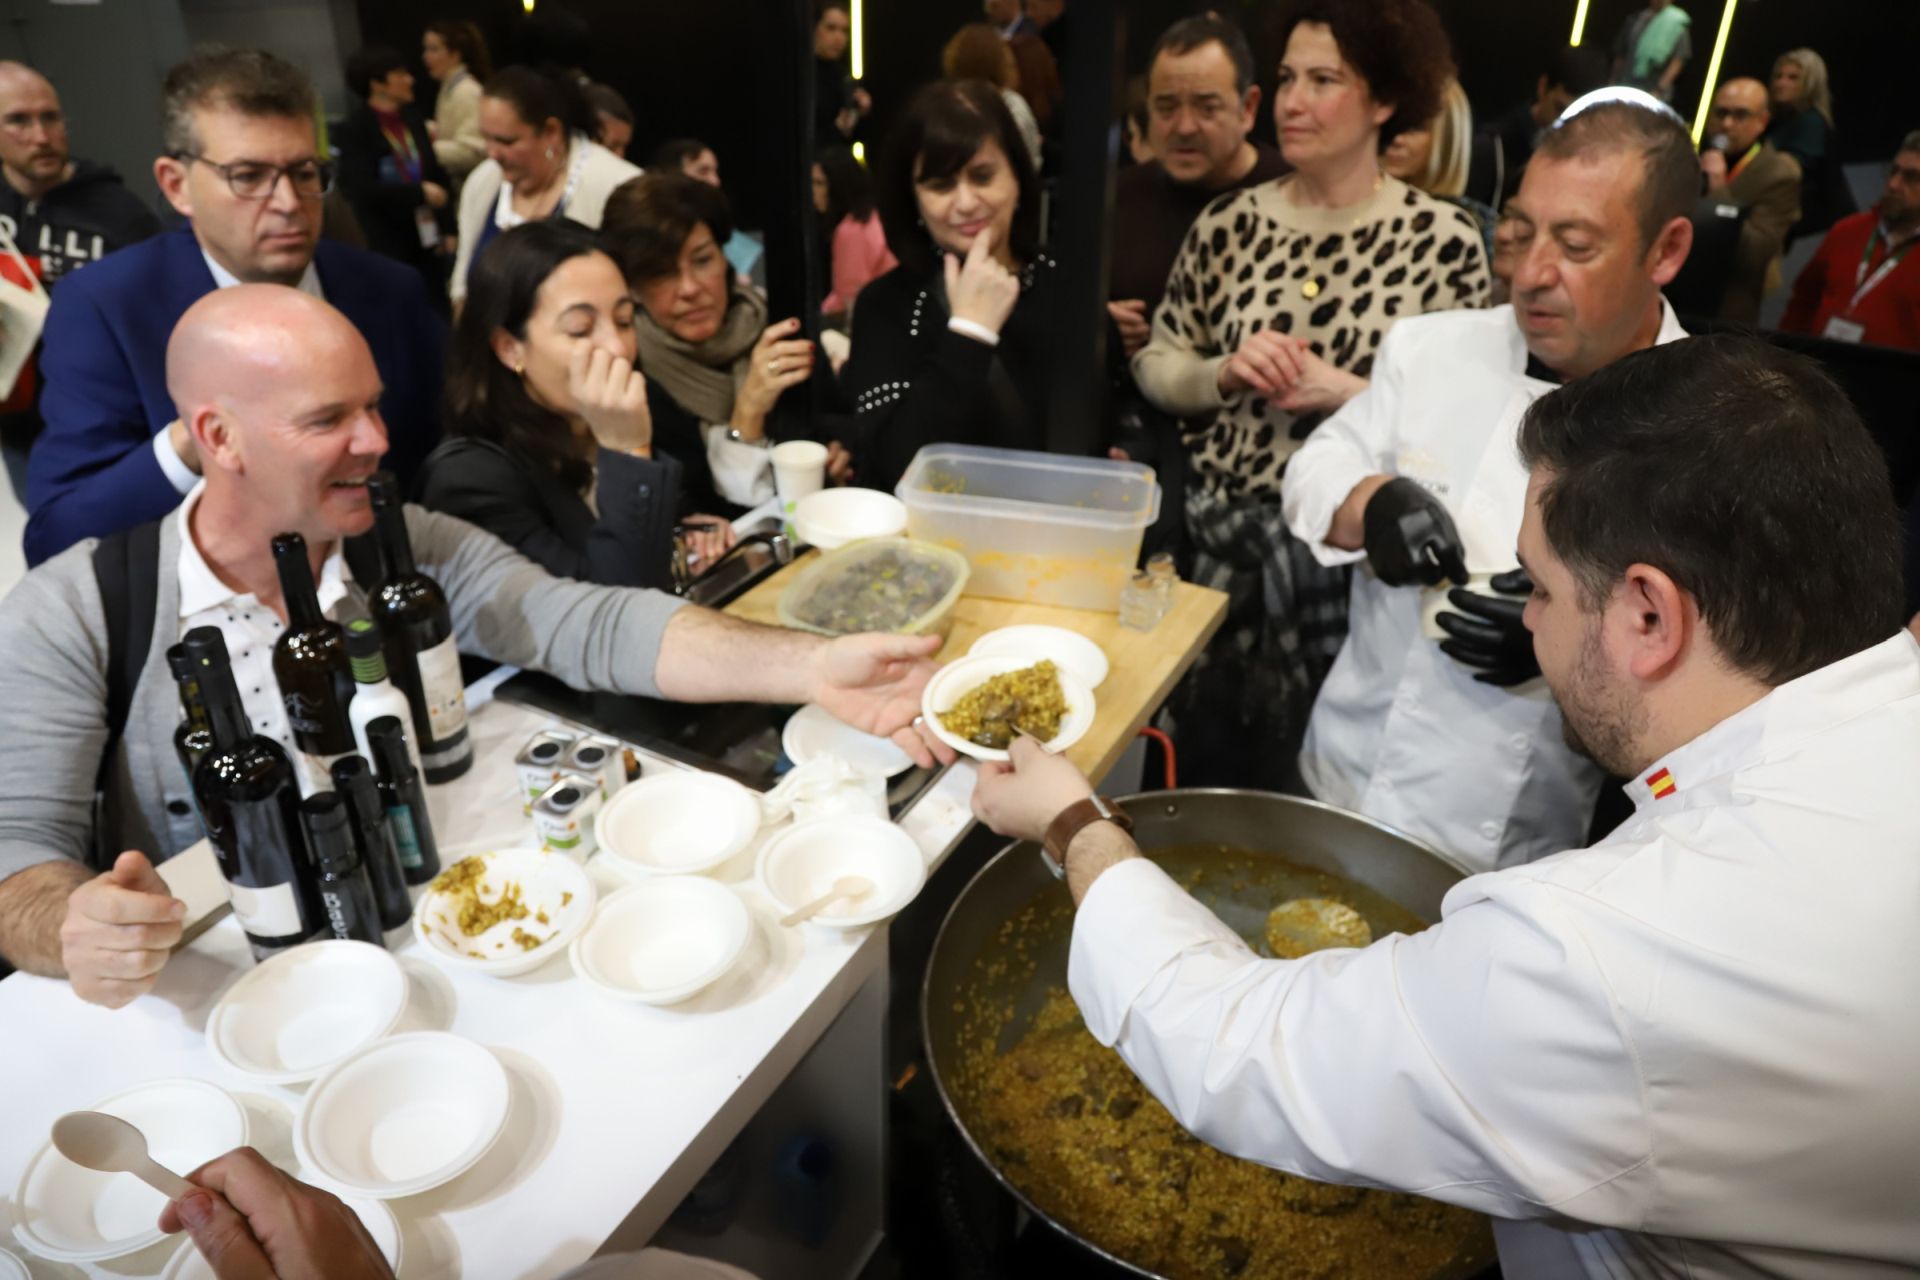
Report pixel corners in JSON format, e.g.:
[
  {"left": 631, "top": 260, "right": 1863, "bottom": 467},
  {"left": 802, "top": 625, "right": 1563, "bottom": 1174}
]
[
  {"left": 1264, "top": 897, "right": 1373, "bottom": 959},
  {"left": 938, "top": 660, "right": 1066, "bottom": 749},
  {"left": 430, "top": 856, "right": 534, "bottom": 938}
]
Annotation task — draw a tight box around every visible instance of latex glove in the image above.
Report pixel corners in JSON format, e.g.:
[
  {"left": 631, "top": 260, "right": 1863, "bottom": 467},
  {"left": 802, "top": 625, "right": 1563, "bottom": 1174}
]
[
  {"left": 1362, "top": 477, "right": 1469, "bottom": 587},
  {"left": 1435, "top": 569, "right": 1540, "bottom": 686},
  {"left": 61, "top": 850, "right": 184, "bottom": 1009},
  {"left": 807, "top": 633, "right": 956, "bottom": 768},
  {"left": 972, "top": 734, "right": 1095, "bottom": 844},
  {"left": 159, "top": 1147, "right": 392, "bottom": 1280}
]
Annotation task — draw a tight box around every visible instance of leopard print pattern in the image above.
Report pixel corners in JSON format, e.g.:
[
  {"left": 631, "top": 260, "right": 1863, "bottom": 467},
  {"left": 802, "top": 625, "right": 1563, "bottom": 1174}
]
[{"left": 1158, "top": 181, "right": 1489, "bottom": 499}]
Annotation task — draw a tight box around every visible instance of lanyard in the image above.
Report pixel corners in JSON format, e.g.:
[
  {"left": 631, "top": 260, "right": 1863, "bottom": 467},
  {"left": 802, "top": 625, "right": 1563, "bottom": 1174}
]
[
  {"left": 1849, "top": 224, "right": 1918, "bottom": 312},
  {"left": 378, "top": 117, "right": 422, "bottom": 185},
  {"left": 1725, "top": 142, "right": 1761, "bottom": 184}
]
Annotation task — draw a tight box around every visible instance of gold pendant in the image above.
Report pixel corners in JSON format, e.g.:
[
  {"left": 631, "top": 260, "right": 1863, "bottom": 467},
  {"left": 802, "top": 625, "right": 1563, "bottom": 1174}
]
[{"left": 1301, "top": 279, "right": 1321, "bottom": 300}]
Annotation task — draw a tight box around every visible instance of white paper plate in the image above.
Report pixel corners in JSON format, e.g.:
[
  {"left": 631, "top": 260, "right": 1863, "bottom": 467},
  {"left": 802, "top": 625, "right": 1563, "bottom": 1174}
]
[
  {"left": 12, "top": 1079, "right": 249, "bottom": 1263},
  {"left": 792, "top": 487, "right": 908, "bottom": 550},
  {"left": 782, "top": 703, "right": 914, "bottom": 778},
  {"left": 758, "top": 817, "right": 926, "bottom": 929},
  {"left": 920, "top": 654, "right": 1096, "bottom": 763},
  {"left": 206, "top": 940, "right": 407, "bottom": 1084},
  {"left": 594, "top": 771, "right": 764, "bottom": 878},
  {"left": 570, "top": 878, "right": 753, "bottom": 1005},
  {"left": 0, "top": 1248, "right": 30, "bottom": 1280},
  {"left": 413, "top": 847, "right": 597, "bottom": 978},
  {"left": 295, "top": 1032, "right": 510, "bottom": 1200},
  {"left": 968, "top": 624, "right": 1110, "bottom": 688},
  {"left": 163, "top": 1194, "right": 400, "bottom": 1279}
]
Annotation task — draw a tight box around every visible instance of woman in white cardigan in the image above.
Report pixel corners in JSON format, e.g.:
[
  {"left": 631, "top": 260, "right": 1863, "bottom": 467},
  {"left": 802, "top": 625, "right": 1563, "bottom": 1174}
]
[
  {"left": 421, "top": 20, "right": 489, "bottom": 183},
  {"left": 451, "top": 66, "right": 640, "bottom": 305}
]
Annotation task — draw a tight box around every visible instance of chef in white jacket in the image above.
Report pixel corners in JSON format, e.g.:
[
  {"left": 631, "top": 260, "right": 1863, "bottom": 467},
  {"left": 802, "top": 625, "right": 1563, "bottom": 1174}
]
[
  {"left": 973, "top": 332, "right": 1920, "bottom": 1279},
  {"left": 1281, "top": 90, "right": 1697, "bottom": 870}
]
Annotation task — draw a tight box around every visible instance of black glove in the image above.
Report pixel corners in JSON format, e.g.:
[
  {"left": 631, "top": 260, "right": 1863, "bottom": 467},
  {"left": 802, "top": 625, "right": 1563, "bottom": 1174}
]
[
  {"left": 1435, "top": 569, "right": 1540, "bottom": 687},
  {"left": 1362, "top": 477, "right": 1469, "bottom": 587}
]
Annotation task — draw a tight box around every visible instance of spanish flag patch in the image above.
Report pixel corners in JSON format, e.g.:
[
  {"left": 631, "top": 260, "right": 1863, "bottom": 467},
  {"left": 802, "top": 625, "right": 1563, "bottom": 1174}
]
[{"left": 1646, "top": 767, "right": 1676, "bottom": 799}]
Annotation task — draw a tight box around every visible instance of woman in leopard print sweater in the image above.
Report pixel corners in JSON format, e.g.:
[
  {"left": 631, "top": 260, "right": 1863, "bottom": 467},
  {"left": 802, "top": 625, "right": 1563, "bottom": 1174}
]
[{"left": 1133, "top": 0, "right": 1490, "bottom": 789}]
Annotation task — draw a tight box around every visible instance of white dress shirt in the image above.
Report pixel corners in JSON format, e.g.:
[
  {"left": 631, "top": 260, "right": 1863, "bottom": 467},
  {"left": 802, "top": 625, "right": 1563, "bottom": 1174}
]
[
  {"left": 1069, "top": 633, "right": 1920, "bottom": 1279},
  {"left": 174, "top": 483, "right": 352, "bottom": 794},
  {"left": 153, "top": 249, "right": 326, "bottom": 496},
  {"left": 1282, "top": 302, "right": 1688, "bottom": 871}
]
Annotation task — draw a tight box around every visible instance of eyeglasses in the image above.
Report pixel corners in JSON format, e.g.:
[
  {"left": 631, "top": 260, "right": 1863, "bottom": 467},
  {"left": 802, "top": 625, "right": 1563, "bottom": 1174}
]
[
  {"left": 1710, "top": 106, "right": 1758, "bottom": 121},
  {"left": 172, "top": 152, "right": 335, "bottom": 199}
]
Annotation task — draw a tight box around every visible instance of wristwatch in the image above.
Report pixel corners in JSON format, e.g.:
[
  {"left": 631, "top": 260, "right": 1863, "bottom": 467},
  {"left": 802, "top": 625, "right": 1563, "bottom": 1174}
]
[
  {"left": 1040, "top": 796, "right": 1133, "bottom": 880},
  {"left": 723, "top": 427, "right": 773, "bottom": 448}
]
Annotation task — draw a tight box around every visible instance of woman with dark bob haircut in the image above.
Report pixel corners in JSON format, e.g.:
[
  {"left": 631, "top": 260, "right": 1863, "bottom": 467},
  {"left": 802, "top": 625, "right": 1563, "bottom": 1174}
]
[
  {"left": 417, "top": 221, "right": 733, "bottom": 588},
  {"left": 842, "top": 78, "right": 1062, "bottom": 495}
]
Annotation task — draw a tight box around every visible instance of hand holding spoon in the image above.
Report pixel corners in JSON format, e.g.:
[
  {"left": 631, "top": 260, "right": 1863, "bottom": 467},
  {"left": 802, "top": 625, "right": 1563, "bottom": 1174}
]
[
  {"left": 780, "top": 875, "right": 873, "bottom": 927},
  {"left": 51, "top": 1111, "right": 194, "bottom": 1198}
]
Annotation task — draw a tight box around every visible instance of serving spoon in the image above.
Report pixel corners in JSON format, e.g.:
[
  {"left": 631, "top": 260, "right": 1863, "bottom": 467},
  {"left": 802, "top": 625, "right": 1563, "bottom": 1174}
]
[
  {"left": 780, "top": 876, "right": 873, "bottom": 927},
  {"left": 51, "top": 1111, "right": 194, "bottom": 1198}
]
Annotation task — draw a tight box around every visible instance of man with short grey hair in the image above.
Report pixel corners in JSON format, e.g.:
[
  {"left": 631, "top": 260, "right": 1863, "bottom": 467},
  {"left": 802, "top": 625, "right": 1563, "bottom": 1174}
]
[{"left": 23, "top": 47, "right": 446, "bottom": 567}]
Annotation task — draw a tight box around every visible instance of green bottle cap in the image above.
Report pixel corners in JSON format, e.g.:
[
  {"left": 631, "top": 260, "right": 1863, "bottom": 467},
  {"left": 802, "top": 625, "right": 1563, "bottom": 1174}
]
[{"left": 346, "top": 617, "right": 388, "bottom": 684}]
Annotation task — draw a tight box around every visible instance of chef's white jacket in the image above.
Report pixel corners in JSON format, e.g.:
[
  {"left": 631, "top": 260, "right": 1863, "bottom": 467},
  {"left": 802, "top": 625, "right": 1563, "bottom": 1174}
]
[
  {"left": 1282, "top": 302, "right": 1689, "bottom": 871},
  {"left": 1069, "top": 634, "right": 1920, "bottom": 1279}
]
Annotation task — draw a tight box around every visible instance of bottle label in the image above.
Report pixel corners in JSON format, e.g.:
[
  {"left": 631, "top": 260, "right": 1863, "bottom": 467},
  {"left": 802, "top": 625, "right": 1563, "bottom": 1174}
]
[
  {"left": 387, "top": 804, "right": 424, "bottom": 871},
  {"left": 416, "top": 635, "right": 468, "bottom": 740},
  {"left": 227, "top": 879, "right": 305, "bottom": 938},
  {"left": 320, "top": 887, "right": 361, "bottom": 941}
]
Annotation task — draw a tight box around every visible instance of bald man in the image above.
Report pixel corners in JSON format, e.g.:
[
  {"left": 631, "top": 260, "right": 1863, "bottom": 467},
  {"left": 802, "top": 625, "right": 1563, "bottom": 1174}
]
[
  {"left": 0, "top": 61, "right": 160, "bottom": 498},
  {"left": 0, "top": 285, "right": 950, "bottom": 1006},
  {"left": 1700, "top": 76, "right": 1802, "bottom": 322}
]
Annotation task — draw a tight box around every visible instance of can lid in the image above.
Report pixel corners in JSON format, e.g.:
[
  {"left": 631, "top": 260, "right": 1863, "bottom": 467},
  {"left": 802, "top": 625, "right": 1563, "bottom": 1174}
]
[
  {"left": 531, "top": 741, "right": 562, "bottom": 762},
  {"left": 552, "top": 785, "right": 581, "bottom": 807},
  {"left": 573, "top": 745, "right": 606, "bottom": 766}
]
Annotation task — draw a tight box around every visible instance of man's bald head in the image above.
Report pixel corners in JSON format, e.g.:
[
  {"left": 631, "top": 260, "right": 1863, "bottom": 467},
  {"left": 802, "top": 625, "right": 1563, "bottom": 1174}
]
[
  {"left": 167, "top": 285, "right": 373, "bottom": 421},
  {"left": 0, "top": 62, "right": 54, "bottom": 96},
  {"left": 0, "top": 62, "right": 68, "bottom": 196},
  {"left": 1711, "top": 77, "right": 1771, "bottom": 153}
]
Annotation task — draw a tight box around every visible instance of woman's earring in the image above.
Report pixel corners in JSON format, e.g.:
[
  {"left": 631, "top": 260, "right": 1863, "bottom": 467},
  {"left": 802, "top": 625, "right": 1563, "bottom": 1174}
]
[
  {"left": 545, "top": 146, "right": 556, "bottom": 160},
  {"left": 514, "top": 361, "right": 525, "bottom": 376}
]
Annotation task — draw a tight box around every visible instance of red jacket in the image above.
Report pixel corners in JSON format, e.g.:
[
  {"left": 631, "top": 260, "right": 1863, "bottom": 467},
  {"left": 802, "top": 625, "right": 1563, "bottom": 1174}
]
[{"left": 1780, "top": 211, "right": 1920, "bottom": 351}]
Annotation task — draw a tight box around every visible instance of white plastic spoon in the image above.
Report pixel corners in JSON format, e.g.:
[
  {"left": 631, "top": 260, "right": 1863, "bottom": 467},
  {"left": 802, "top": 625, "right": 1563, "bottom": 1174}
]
[
  {"left": 51, "top": 1111, "right": 194, "bottom": 1199},
  {"left": 779, "top": 875, "right": 873, "bottom": 928}
]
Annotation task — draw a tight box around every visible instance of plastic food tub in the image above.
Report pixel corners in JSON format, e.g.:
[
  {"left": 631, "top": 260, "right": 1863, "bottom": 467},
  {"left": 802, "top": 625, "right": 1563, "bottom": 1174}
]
[
  {"left": 777, "top": 538, "right": 970, "bottom": 638},
  {"left": 895, "top": 445, "right": 1161, "bottom": 612}
]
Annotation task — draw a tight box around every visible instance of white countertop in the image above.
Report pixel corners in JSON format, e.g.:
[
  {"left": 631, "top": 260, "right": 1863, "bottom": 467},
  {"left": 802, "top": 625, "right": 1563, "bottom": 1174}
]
[{"left": 0, "top": 696, "right": 980, "bottom": 1280}]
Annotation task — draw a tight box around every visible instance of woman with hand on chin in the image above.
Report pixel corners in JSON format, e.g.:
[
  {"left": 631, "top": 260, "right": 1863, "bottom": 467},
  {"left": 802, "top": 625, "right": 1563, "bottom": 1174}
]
[
  {"left": 840, "top": 79, "right": 1065, "bottom": 495},
  {"left": 419, "top": 221, "right": 734, "bottom": 589},
  {"left": 1132, "top": 0, "right": 1489, "bottom": 789}
]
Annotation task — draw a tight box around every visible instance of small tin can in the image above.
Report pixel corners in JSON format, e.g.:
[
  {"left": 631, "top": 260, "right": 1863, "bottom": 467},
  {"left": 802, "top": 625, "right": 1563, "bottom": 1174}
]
[
  {"left": 532, "top": 773, "right": 602, "bottom": 857},
  {"left": 566, "top": 735, "right": 627, "bottom": 799},
  {"left": 515, "top": 730, "right": 577, "bottom": 811}
]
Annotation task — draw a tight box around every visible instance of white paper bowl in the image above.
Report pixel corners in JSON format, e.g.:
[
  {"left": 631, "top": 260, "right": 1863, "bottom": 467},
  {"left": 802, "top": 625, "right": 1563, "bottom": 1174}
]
[
  {"left": 206, "top": 940, "right": 407, "bottom": 1084},
  {"left": 968, "top": 624, "right": 1111, "bottom": 688},
  {"left": 920, "top": 654, "right": 1097, "bottom": 763},
  {"left": 12, "top": 1079, "right": 248, "bottom": 1263},
  {"left": 792, "top": 487, "right": 909, "bottom": 551},
  {"left": 782, "top": 703, "right": 913, "bottom": 778},
  {"left": 163, "top": 1194, "right": 400, "bottom": 1279},
  {"left": 594, "top": 771, "right": 764, "bottom": 879},
  {"left": 295, "top": 1031, "right": 510, "bottom": 1200},
  {"left": 757, "top": 817, "right": 926, "bottom": 929},
  {"left": 0, "top": 1248, "right": 27, "bottom": 1280},
  {"left": 570, "top": 878, "right": 753, "bottom": 1004},
  {"left": 413, "top": 848, "right": 597, "bottom": 978}
]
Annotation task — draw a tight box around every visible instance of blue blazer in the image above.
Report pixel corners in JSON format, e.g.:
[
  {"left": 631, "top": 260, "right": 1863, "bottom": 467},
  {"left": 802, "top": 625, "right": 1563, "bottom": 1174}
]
[{"left": 24, "top": 225, "right": 447, "bottom": 565}]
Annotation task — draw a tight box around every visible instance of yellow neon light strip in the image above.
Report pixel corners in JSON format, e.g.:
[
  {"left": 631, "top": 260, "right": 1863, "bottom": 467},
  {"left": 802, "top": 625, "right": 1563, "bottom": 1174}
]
[
  {"left": 850, "top": 0, "right": 864, "bottom": 81},
  {"left": 853, "top": 141, "right": 865, "bottom": 163},
  {"left": 1691, "top": 0, "right": 1741, "bottom": 145},
  {"left": 1569, "top": 0, "right": 1592, "bottom": 46}
]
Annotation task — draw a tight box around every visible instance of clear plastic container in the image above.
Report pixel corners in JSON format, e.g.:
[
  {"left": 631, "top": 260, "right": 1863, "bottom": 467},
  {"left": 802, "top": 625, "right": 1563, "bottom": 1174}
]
[
  {"left": 894, "top": 445, "right": 1162, "bottom": 611},
  {"left": 776, "top": 538, "right": 971, "bottom": 638}
]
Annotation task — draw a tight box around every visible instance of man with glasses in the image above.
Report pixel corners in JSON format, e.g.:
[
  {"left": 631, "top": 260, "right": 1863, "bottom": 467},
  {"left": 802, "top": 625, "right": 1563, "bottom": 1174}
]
[
  {"left": 1698, "top": 76, "right": 1801, "bottom": 323},
  {"left": 0, "top": 62, "right": 161, "bottom": 501},
  {"left": 1780, "top": 130, "right": 1920, "bottom": 352},
  {"left": 21, "top": 47, "right": 446, "bottom": 566}
]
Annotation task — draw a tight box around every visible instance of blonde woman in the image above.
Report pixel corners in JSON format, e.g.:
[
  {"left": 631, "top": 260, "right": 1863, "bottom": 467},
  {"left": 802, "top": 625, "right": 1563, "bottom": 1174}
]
[
  {"left": 1767, "top": 48, "right": 1846, "bottom": 234},
  {"left": 1383, "top": 79, "right": 1496, "bottom": 259}
]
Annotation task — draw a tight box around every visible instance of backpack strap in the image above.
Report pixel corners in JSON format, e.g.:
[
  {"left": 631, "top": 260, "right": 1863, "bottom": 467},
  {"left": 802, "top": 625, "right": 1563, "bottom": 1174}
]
[{"left": 93, "top": 518, "right": 162, "bottom": 790}]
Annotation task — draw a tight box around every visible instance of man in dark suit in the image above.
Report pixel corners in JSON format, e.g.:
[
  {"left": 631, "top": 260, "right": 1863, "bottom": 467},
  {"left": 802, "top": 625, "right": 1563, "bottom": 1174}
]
[
  {"left": 1699, "top": 76, "right": 1801, "bottom": 324},
  {"left": 23, "top": 47, "right": 445, "bottom": 567}
]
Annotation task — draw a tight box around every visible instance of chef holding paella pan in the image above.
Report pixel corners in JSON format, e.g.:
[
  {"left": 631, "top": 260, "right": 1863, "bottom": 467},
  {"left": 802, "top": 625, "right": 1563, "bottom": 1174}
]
[{"left": 971, "top": 338, "right": 1920, "bottom": 1279}]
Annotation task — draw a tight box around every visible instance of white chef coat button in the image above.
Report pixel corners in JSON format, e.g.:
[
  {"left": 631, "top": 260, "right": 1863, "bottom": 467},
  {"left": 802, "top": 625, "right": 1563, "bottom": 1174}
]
[
  {"left": 1509, "top": 733, "right": 1530, "bottom": 751},
  {"left": 1479, "top": 820, "right": 1501, "bottom": 841}
]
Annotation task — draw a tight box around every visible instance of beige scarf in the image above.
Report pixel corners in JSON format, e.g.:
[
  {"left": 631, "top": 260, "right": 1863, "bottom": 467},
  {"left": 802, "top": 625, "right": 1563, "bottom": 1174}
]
[{"left": 632, "top": 284, "right": 768, "bottom": 425}]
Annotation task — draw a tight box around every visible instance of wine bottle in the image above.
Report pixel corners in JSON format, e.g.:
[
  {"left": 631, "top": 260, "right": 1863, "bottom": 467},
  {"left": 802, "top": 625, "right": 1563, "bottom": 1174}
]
[
  {"left": 368, "top": 714, "right": 440, "bottom": 885},
  {"left": 345, "top": 617, "right": 420, "bottom": 776},
  {"left": 165, "top": 642, "right": 215, "bottom": 787},
  {"left": 270, "top": 532, "right": 357, "bottom": 774},
  {"left": 365, "top": 473, "right": 472, "bottom": 783},
  {"left": 299, "top": 792, "right": 385, "bottom": 947},
  {"left": 331, "top": 754, "right": 413, "bottom": 932},
  {"left": 185, "top": 625, "right": 321, "bottom": 958}
]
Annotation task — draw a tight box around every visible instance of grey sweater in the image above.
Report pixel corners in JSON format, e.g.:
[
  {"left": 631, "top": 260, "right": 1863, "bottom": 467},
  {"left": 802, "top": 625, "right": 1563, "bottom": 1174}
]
[{"left": 0, "top": 504, "right": 688, "bottom": 884}]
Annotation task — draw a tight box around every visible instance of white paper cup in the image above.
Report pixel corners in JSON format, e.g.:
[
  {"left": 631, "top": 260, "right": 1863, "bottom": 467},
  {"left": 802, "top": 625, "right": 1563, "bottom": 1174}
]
[
  {"left": 1422, "top": 572, "right": 1494, "bottom": 641},
  {"left": 772, "top": 440, "right": 829, "bottom": 519}
]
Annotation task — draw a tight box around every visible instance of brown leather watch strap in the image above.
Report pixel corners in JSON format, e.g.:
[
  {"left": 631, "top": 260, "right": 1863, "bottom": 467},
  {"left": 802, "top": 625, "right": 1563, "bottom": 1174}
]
[{"left": 1042, "top": 795, "right": 1134, "bottom": 878}]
